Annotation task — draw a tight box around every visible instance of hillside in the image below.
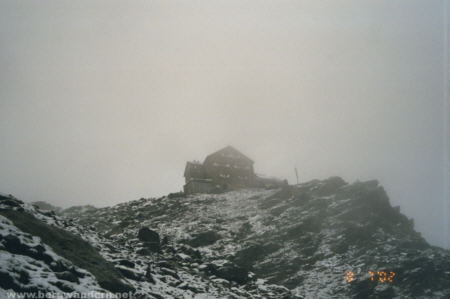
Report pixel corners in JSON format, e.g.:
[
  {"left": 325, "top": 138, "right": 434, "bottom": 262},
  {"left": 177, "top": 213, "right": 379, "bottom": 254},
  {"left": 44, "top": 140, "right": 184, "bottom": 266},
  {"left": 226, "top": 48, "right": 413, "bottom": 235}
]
[{"left": 1, "top": 177, "right": 450, "bottom": 298}]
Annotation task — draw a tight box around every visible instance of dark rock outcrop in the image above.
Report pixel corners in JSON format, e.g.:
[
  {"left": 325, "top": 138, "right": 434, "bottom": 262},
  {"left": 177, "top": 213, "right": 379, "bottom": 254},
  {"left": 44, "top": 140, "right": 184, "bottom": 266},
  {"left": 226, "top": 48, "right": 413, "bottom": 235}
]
[
  {"left": 207, "top": 262, "right": 249, "bottom": 284},
  {"left": 187, "top": 231, "right": 221, "bottom": 247},
  {"left": 138, "top": 227, "right": 160, "bottom": 243}
]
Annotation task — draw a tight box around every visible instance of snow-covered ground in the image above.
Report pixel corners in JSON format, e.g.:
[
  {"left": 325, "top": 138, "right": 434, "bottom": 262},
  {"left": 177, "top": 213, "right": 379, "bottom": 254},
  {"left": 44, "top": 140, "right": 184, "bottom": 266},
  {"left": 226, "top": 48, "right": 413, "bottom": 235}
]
[{"left": 1, "top": 178, "right": 450, "bottom": 298}]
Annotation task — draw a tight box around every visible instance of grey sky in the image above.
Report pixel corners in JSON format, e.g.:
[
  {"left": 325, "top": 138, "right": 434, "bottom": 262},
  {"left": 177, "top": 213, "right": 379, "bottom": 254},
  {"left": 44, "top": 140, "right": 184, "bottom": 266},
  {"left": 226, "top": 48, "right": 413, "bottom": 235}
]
[{"left": 0, "top": 1, "right": 446, "bottom": 247}]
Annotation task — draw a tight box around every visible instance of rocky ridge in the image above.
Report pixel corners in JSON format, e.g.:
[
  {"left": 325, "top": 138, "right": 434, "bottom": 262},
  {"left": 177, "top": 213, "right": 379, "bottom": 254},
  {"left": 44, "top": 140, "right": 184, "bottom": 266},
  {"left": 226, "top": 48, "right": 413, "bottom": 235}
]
[{"left": 2, "top": 177, "right": 450, "bottom": 298}]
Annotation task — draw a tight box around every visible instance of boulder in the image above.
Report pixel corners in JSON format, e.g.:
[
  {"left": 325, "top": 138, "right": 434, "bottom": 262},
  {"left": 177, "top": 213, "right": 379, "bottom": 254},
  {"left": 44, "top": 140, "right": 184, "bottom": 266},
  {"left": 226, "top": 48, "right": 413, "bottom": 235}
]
[
  {"left": 138, "top": 227, "right": 160, "bottom": 244},
  {"left": 3, "top": 235, "right": 28, "bottom": 254},
  {"left": 0, "top": 271, "right": 17, "bottom": 291},
  {"left": 187, "top": 231, "right": 221, "bottom": 247},
  {"left": 207, "top": 262, "right": 249, "bottom": 284},
  {"left": 118, "top": 259, "right": 135, "bottom": 268}
]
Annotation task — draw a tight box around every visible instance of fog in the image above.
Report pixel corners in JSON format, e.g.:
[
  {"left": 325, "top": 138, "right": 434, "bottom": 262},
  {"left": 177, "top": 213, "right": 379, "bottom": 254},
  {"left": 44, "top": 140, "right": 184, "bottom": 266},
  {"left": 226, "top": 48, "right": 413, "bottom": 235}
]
[{"left": 0, "top": 1, "right": 446, "bottom": 247}]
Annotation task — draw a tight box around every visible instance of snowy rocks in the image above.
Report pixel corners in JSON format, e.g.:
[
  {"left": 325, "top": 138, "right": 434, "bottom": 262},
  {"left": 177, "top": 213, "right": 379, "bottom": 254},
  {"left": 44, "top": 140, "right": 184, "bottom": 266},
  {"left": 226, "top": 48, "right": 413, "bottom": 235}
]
[
  {"left": 49, "top": 260, "right": 70, "bottom": 272},
  {"left": 311, "top": 176, "right": 347, "bottom": 196},
  {"left": 178, "top": 281, "right": 205, "bottom": 293},
  {"left": 0, "top": 210, "right": 135, "bottom": 295},
  {"left": 145, "top": 264, "right": 155, "bottom": 284},
  {"left": 178, "top": 244, "right": 202, "bottom": 262},
  {"left": 136, "top": 247, "right": 152, "bottom": 255},
  {"left": 160, "top": 267, "right": 180, "bottom": 280},
  {"left": 2, "top": 234, "right": 54, "bottom": 265},
  {"left": 233, "top": 243, "right": 278, "bottom": 270},
  {"left": 55, "top": 271, "right": 79, "bottom": 283},
  {"left": 0, "top": 199, "right": 21, "bottom": 208},
  {"left": 4, "top": 179, "right": 450, "bottom": 298},
  {"left": 0, "top": 195, "right": 23, "bottom": 210},
  {"left": 115, "top": 265, "right": 144, "bottom": 281},
  {"left": 157, "top": 261, "right": 175, "bottom": 270}
]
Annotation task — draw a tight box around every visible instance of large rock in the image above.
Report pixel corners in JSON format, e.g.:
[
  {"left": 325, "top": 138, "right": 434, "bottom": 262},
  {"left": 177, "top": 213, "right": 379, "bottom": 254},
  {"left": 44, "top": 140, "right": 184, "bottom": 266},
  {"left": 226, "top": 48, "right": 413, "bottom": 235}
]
[
  {"left": 187, "top": 231, "right": 221, "bottom": 247},
  {"left": 137, "top": 227, "right": 161, "bottom": 253},
  {"left": 117, "top": 259, "right": 135, "bottom": 268},
  {"left": 138, "top": 227, "right": 160, "bottom": 244},
  {"left": 207, "top": 262, "right": 249, "bottom": 284}
]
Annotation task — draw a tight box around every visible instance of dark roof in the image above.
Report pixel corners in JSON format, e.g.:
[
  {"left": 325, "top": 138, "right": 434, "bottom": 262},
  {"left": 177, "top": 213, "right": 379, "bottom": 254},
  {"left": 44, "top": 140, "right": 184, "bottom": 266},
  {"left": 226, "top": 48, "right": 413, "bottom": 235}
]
[
  {"left": 204, "top": 145, "right": 254, "bottom": 164},
  {"left": 184, "top": 161, "right": 204, "bottom": 177}
]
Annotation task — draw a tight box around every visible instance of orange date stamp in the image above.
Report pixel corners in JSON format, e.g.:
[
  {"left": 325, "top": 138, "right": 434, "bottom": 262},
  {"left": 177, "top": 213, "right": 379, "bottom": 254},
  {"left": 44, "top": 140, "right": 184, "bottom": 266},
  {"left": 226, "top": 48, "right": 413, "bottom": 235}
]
[{"left": 346, "top": 271, "right": 396, "bottom": 283}]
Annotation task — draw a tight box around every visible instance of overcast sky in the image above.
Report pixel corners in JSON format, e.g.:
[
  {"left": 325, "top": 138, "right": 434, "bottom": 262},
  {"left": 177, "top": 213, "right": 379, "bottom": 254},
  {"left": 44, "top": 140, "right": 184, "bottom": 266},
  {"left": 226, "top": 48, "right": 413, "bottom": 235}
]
[{"left": 0, "top": 1, "right": 446, "bottom": 247}]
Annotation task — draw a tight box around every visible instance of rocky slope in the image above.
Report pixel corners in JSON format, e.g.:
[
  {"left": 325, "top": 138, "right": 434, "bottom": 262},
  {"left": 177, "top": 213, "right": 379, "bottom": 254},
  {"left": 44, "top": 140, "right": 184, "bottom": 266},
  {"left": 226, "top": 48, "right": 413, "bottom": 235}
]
[{"left": 2, "top": 177, "right": 450, "bottom": 298}]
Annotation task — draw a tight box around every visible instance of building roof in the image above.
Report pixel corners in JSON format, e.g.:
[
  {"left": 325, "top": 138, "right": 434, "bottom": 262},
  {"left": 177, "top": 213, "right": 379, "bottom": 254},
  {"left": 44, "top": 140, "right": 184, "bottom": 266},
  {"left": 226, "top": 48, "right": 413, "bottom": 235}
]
[
  {"left": 184, "top": 161, "right": 204, "bottom": 177},
  {"left": 204, "top": 145, "right": 254, "bottom": 164}
]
